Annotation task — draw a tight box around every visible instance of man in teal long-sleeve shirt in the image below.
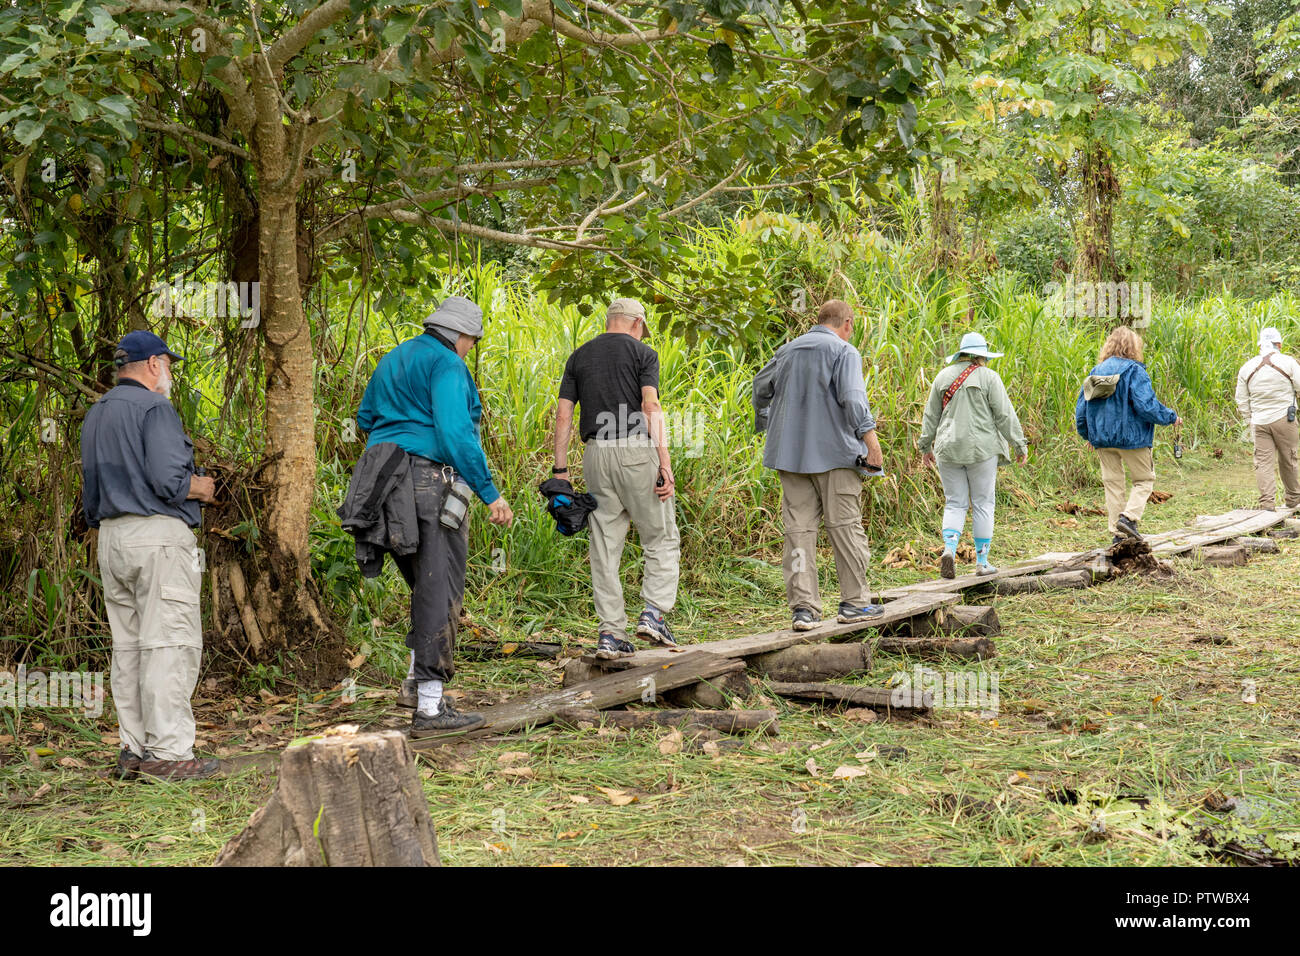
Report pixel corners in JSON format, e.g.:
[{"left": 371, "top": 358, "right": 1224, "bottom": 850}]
[{"left": 356, "top": 296, "right": 512, "bottom": 735}]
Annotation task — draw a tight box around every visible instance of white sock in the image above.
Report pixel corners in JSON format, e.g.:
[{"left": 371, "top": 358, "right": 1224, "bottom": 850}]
[
  {"left": 417, "top": 679, "right": 444, "bottom": 715},
  {"left": 406, "top": 652, "right": 415, "bottom": 680}
]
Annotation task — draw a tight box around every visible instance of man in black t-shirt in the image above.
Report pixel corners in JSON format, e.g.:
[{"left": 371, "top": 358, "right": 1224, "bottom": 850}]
[{"left": 553, "top": 298, "right": 681, "bottom": 659}]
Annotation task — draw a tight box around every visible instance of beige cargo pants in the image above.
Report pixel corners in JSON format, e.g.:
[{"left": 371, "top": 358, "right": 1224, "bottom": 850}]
[
  {"left": 1253, "top": 416, "right": 1300, "bottom": 510},
  {"left": 1096, "top": 447, "right": 1155, "bottom": 534},
  {"left": 583, "top": 439, "right": 680, "bottom": 634},
  {"left": 778, "top": 468, "right": 870, "bottom": 614},
  {"left": 98, "top": 514, "right": 203, "bottom": 762}
]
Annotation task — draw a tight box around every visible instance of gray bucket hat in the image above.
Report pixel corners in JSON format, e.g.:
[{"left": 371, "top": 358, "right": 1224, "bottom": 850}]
[
  {"left": 948, "top": 331, "right": 1004, "bottom": 364},
  {"left": 423, "top": 295, "right": 485, "bottom": 341}
]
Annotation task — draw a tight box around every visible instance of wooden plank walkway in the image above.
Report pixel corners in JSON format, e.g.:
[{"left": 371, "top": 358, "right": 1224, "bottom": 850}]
[{"left": 586, "top": 589, "right": 962, "bottom": 670}]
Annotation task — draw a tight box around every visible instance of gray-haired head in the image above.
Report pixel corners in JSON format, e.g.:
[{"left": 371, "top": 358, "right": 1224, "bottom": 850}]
[{"left": 423, "top": 295, "right": 485, "bottom": 341}]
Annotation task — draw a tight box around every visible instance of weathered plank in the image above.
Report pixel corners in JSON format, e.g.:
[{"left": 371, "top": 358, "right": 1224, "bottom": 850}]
[
  {"left": 768, "top": 681, "right": 933, "bottom": 712},
  {"left": 554, "top": 707, "right": 779, "bottom": 735},
  {"left": 585, "top": 590, "right": 961, "bottom": 670},
  {"left": 410, "top": 652, "right": 745, "bottom": 745},
  {"left": 1152, "top": 509, "right": 1294, "bottom": 556}
]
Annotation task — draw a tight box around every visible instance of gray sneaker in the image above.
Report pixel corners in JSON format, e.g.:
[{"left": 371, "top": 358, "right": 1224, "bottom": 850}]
[
  {"left": 792, "top": 607, "right": 820, "bottom": 631},
  {"left": 411, "top": 700, "right": 485, "bottom": 737}
]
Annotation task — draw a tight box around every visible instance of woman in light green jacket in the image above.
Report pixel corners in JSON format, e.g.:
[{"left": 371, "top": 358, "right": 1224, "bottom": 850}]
[{"left": 919, "top": 332, "right": 1028, "bottom": 578}]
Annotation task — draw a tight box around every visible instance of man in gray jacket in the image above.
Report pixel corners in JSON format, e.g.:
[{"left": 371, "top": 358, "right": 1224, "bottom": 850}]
[
  {"left": 753, "top": 300, "right": 885, "bottom": 631},
  {"left": 81, "top": 330, "right": 218, "bottom": 780}
]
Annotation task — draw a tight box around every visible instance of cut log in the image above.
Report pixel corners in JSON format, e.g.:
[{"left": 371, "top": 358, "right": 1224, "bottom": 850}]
[
  {"left": 215, "top": 728, "right": 438, "bottom": 867},
  {"left": 877, "top": 633, "right": 996, "bottom": 660},
  {"left": 1230, "top": 536, "right": 1279, "bottom": 554},
  {"left": 663, "top": 668, "right": 752, "bottom": 708},
  {"left": 993, "top": 569, "right": 1093, "bottom": 595},
  {"left": 908, "top": 604, "right": 1001, "bottom": 638},
  {"left": 554, "top": 706, "right": 779, "bottom": 735},
  {"left": 411, "top": 651, "right": 745, "bottom": 745},
  {"left": 768, "top": 681, "right": 932, "bottom": 712},
  {"left": 749, "top": 643, "right": 872, "bottom": 682},
  {"left": 1179, "top": 545, "right": 1248, "bottom": 567},
  {"left": 1269, "top": 526, "right": 1300, "bottom": 539}
]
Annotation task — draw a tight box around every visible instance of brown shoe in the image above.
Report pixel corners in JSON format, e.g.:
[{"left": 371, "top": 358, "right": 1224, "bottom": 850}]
[
  {"left": 137, "top": 757, "right": 221, "bottom": 781},
  {"left": 397, "top": 678, "right": 418, "bottom": 709},
  {"left": 113, "top": 748, "right": 149, "bottom": 781}
]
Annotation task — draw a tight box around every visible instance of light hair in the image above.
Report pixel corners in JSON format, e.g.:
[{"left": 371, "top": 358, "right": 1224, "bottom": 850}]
[
  {"left": 1099, "top": 325, "right": 1144, "bottom": 363},
  {"left": 817, "top": 299, "right": 853, "bottom": 327}
]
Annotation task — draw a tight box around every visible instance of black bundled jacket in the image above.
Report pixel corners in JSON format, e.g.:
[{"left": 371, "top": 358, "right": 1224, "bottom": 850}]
[
  {"left": 538, "top": 477, "right": 597, "bottom": 536},
  {"left": 338, "top": 442, "right": 419, "bottom": 576}
]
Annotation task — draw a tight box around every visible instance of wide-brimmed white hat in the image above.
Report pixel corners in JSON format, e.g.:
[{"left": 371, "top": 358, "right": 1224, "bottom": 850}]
[{"left": 948, "top": 331, "right": 1003, "bottom": 364}]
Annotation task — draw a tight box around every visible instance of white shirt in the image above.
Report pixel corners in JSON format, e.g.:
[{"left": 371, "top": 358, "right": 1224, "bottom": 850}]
[{"left": 1235, "top": 351, "right": 1300, "bottom": 426}]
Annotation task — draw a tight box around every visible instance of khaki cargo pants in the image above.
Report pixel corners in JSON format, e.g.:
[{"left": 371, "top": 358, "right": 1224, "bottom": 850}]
[
  {"left": 1252, "top": 416, "right": 1300, "bottom": 510},
  {"left": 98, "top": 514, "right": 203, "bottom": 762},
  {"left": 583, "top": 439, "right": 680, "bottom": 634},
  {"left": 1096, "top": 447, "right": 1155, "bottom": 534},
  {"left": 778, "top": 468, "right": 870, "bottom": 614}
]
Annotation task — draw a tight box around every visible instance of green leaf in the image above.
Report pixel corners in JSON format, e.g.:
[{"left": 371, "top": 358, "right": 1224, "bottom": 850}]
[{"left": 707, "top": 42, "right": 734, "bottom": 83}]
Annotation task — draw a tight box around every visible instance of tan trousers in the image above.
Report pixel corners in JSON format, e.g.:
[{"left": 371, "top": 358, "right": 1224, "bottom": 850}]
[
  {"left": 778, "top": 468, "right": 870, "bottom": 613},
  {"left": 1253, "top": 416, "right": 1300, "bottom": 510},
  {"left": 583, "top": 440, "right": 680, "bottom": 634},
  {"left": 98, "top": 515, "right": 203, "bottom": 761},
  {"left": 1096, "top": 447, "right": 1155, "bottom": 534}
]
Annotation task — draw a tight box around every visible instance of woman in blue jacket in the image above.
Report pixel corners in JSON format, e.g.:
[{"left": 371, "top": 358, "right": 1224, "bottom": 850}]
[{"left": 1075, "top": 326, "right": 1181, "bottom": 544}]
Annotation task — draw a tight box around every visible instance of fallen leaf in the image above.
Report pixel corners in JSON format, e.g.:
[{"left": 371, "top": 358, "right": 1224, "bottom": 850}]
[
  {"left": 805, "top": 757, "right": 821, "bottom": 777},
  {"left": 843, "top": 708, "right": 878, "bottom": 723},
  {"left": 500, "top": 766, "right": 535, "bottom": 780},
  {"left": 496, "top": 751, "right": 531, "bottom": 767},
  {"left": 701, "top": 740, "right": 720, "bottom": 757},
  {"left": 56, "top": 757, "right": 88, "bottom": 769},
  {"left": 32, "top": 783, "right": 52, "bottom": 800},
  {"left": 657, "top": 730, "right": 683, "bottom": 755},
  {"left": 568, "top": 794, "right": 589, "bottom": 804},
  {"left": 832, "top": 765, "right": 867, "bottom": 780},
  {"left": 594, "top": 786, "right": 636, "bottom": 806},
  {"left": 557, "top": 830, "right": 581, "bottom": 840}
]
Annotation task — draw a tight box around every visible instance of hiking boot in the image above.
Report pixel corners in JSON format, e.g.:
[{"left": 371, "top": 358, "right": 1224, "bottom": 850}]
[
  {"left": 113, "top": 748, "right": 149, "bottom": 781},
  {"left": 939, "top": 551, "right": 956, "bottom": 579},
  {"left": 411, "top": 699, "right": 486, "bottom": 737},
  {"left": 792, "top": 607, "right": 820, "bottom": 631},
  {"left": 137, "top": 757, "right": 221, "bottom": 781},
  {"left": 1111, "top": 534, "right": 1125, "bottom": 547},
  {"left": 975, "top": 563, "right": 999, "bottom": 576},
  {"left": 397, "top": 678, "right": 418, "bottom": 709},
  {"left": 594, "top": 632, "right": 636, "bottom": 659},
  {"left": 1116, "top": 514, "right": 1142, "bottom": 539},
  {"left": 635, "top": 610, "right": 677, "bottom": 647},
  {"left": 837, "top": 601, "right": 885, "bottom": 623}
]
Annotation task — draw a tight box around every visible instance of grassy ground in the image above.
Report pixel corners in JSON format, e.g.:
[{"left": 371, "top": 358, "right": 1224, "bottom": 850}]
[{"left": 3, "top": 445, "right": 1298, "bottom": 866}]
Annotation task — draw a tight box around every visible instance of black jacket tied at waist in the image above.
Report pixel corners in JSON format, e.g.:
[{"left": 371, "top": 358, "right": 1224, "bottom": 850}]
[{"left": 337, "top": 442, "right": 420, "bottom": 576}]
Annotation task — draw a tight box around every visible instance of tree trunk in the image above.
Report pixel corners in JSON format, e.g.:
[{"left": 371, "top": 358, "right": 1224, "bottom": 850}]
[
  {"left": 215, "top": 729, "right": 439, "bottom": 866},
  {"left": 749, "top": 643, "right": 872, "bottom": 682},
  {"left": 1073, "top": 140, "right": 1122, "bottom": 285}
]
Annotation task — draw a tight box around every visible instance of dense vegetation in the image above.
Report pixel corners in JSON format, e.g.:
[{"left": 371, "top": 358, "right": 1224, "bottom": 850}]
[{"left": 3, "top": 1, "right": 1299, "bottom": 680}]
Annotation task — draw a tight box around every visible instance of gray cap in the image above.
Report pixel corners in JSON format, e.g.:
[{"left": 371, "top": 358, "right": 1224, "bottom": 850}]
[
  {"left": 423, "top": 295, "right": 485, "bottom": 340},
  {"left": 606, "top": 297, "right": 646, "bottom": 321}
]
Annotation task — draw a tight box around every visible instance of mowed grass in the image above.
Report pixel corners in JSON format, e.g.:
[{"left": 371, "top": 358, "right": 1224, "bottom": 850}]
[{"left": 2, "top": 446, "right": 1297, "bottom": 865}]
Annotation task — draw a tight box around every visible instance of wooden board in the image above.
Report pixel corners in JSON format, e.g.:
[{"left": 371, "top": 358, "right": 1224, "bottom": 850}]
[
  {"left": 409, "top": 652, "right": 744, "bottom": 745},
  {"left": 1151, "top": 509, "right": 1294, "bottom": 556},
  {"left": 585, "top": 590, "right": 961, "bottom": 670}
]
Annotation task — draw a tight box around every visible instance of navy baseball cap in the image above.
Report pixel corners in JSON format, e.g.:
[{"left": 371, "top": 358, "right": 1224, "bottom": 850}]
[{"left": 114, "top": 330, "right": 184, "bottom": 367}]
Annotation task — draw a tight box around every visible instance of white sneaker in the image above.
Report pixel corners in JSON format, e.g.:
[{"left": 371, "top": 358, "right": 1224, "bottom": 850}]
[{"left": 975, "top": 563, "right": 999, "bottom": 576}]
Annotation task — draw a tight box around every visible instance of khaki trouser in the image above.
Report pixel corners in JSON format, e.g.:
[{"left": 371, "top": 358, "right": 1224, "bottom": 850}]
[
  {"left": 583, "top": 440, "right": 680, "bottom": 634},
  {"left": 1252, "top": 416, "right": 1300, "bottom": 510},
  {"left": 98, "top": 515, "right": 203, "bottom": 761},
  {"left": 1096, "top": 447, "right": 1155, "bottom": 534},
  {"left": 778, "top": 468, "right": 870, "bottom": 614}
]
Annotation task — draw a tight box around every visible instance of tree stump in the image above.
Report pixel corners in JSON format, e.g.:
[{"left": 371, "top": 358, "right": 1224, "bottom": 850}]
[
  {"left": 215, "top": 728, "right": 439, "bottom": 867},
  {"left": 1193, "top": 545, "right": 1248, "bottom": 567}
]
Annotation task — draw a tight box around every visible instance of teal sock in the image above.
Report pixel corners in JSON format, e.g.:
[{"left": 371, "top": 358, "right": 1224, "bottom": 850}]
[
  {"left": 974, "top": 537, "right": 992, "bottom": 565},
  {"left": 941, "top": 529, "right": 961, "bottom": 555}
]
